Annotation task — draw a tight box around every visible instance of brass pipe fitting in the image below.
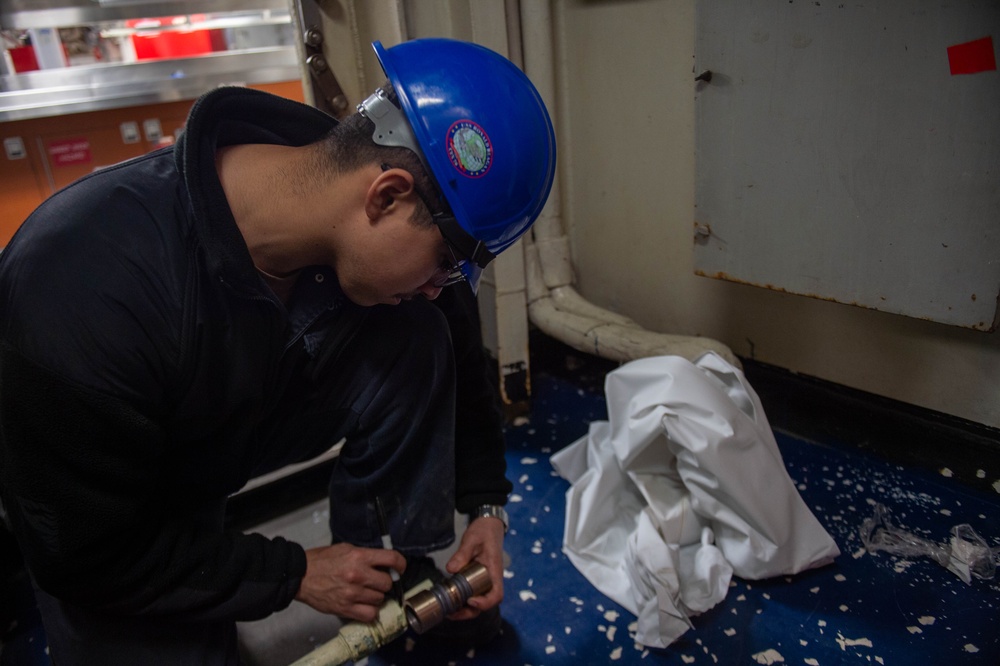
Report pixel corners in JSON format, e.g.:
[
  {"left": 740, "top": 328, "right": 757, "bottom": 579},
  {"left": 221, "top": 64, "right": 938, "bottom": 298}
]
[{"left": 404, "top": 561, "right": 492, "bottom": 634}]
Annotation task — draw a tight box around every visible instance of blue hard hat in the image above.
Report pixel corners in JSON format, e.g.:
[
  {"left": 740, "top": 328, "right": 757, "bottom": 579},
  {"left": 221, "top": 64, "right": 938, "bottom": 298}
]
[{"left": 363, "top": 38, "right": 557, "bottom": 291}]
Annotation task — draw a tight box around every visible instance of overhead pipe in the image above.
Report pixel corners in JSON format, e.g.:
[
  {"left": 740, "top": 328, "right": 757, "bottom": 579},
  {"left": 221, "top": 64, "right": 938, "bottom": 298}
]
[{"left": 518, "top": 0, "right": 739, "bottom": 367}]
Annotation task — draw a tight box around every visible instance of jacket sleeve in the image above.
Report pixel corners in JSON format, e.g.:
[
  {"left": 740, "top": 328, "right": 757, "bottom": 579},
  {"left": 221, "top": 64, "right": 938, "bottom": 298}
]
[
  {"left": 434, "top": 285, "right": 513, "bottom": 514},
  {"left": 0, "top": 342, "right": 306, "bottom": 622}
]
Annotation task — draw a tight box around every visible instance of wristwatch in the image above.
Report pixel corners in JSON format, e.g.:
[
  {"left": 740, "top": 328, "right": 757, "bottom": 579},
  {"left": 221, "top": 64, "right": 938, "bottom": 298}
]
[{"left": 472, "top": 504, "right": 509, "bottom": 534}]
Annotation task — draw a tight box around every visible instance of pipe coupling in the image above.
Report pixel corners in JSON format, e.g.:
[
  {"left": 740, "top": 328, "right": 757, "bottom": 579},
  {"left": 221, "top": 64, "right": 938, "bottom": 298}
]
[{"left": 404, "top": 562, "right": 492, "bottom": 634}]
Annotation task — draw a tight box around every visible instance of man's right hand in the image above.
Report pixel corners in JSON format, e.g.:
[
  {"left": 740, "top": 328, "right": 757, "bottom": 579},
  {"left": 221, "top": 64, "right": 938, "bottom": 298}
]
[{"left": 294, "top": 543, "right": 406, "bottom": 622}]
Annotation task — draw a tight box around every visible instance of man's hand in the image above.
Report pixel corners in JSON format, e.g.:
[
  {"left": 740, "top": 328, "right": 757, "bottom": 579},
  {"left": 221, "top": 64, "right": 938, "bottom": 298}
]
[
  {"left": 444, "top": 515, "right": 505, "bottom": 620},
  {"left": 295, "top": 543, "right": 406, "bottom": 623}
]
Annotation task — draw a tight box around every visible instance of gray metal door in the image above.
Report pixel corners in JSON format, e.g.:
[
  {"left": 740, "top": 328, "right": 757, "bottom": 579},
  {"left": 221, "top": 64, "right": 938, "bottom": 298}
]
[{"left": 694, "top": 0, "right": 999, "bottom": 331}]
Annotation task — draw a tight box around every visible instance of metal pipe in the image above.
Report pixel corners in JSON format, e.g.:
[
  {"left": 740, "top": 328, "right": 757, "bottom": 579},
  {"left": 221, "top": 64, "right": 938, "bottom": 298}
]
[{"left": 404, "top": 561, "right": 491, "bottom": 634}]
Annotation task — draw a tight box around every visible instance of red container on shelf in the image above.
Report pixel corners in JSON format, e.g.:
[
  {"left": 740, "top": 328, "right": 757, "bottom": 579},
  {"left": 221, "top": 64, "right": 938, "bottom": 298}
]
[
  {"left": 128, "top": 16, "right": 226, "bottom": 60},
  {"left": 8, "top": 45, "right": 39, "bottom": 72}
]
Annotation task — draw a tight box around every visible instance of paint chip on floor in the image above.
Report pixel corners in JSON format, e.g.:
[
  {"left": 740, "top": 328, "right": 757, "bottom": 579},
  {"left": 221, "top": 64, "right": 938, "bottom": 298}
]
[
  {"left": 752, "top": 648, "right": 785, "bottom": 664},
  {"left": 893, "top": 560, "right": 913, "bottom": 573},
  {"left": 836, "top": 634, "right": 873, "bottom": 650}
]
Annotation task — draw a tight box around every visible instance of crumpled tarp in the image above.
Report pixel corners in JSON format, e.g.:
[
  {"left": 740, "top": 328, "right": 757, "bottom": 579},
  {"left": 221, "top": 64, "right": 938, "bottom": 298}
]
[{"left": 550, "top": 352, "right": 840, "bottom": 648}]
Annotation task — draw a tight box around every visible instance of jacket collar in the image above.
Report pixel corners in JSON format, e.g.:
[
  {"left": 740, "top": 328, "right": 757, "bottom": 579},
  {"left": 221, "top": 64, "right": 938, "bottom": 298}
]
[{"left": 176, "top": 86, "right": 337, "bottom": 294}]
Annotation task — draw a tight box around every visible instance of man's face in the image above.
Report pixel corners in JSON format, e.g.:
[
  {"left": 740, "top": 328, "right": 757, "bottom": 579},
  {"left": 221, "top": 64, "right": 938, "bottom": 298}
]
[{"left": 338, "top": 212, "right": 456, "bottom": 307}]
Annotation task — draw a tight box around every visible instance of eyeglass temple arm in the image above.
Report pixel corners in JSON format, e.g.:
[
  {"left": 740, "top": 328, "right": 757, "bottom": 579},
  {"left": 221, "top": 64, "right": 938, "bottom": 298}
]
[{"left": 434, "top": 214, "right": 494, "bottom": 269}]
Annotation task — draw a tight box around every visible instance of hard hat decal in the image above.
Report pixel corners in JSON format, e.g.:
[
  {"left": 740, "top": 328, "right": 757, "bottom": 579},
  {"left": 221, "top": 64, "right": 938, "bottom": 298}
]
[{"left": 446, "top": 120, "right": 492, "bottom": 178}]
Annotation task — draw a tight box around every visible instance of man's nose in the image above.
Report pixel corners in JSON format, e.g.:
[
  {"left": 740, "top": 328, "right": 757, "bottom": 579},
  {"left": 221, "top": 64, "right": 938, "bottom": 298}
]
[{"left": 417, "top": 282, "right": 443, "bottom": 300}]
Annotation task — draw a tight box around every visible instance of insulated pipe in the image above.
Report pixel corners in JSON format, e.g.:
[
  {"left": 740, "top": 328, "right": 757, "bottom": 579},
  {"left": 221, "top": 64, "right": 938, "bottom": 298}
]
[
  {"left": 525, "top": 244, "right": 740, "bottom": 365},
  {"left": 518, "top": 0, "right": 739, "bottom": 367},
  {"left": 287, "top": 596, "right": 409, "bottom": 666},
  {"left": 288, "top": 563, "right": 491, "bottom": 666}
]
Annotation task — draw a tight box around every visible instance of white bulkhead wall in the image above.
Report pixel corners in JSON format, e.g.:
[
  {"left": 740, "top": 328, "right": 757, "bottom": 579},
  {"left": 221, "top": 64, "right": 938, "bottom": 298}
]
[{"left": 298, "top": 0, "right": 1000, "bottom": 429}]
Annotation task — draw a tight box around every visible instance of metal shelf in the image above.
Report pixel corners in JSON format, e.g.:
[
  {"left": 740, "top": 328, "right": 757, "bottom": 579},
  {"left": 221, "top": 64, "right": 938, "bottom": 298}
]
[
  {"left": 0, "top": 46, "right": 299, "bottom": 121},
  {"left": 1, "top": 0, "right": 299, "bottom": 121},
  {"left": 1, "top": 0, "right": 289, "bottom": 30}
]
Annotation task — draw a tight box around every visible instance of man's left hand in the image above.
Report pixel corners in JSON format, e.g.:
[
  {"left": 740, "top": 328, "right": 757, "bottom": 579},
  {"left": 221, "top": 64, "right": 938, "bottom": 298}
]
[{"left": 443, "top": 515, "right": 505, "bottom": 619}]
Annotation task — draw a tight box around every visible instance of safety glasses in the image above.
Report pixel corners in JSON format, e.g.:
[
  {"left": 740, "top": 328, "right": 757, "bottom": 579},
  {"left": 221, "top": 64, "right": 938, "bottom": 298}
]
[{"left": 431, "top": 240, "right": 467, "bottom": 288}]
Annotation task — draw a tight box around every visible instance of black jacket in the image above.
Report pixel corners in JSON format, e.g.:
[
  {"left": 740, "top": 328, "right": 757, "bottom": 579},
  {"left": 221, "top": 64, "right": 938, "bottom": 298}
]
[{"left": 0, "top": 87, "right": 509, "bottom": 621}]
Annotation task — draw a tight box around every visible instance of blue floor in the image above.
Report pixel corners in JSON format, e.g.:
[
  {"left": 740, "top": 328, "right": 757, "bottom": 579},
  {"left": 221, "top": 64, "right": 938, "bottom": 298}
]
[
  {"left": 3, "top": 347, "right": 999, "bottom": 665},
  {"left": 374, "top": 357, "right": 1000, "bottom": 666}
]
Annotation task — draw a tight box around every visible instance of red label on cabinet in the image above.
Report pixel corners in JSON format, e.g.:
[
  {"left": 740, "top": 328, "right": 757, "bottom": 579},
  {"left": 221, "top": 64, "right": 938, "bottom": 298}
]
[{"left": 48, "top": 138, "right": 93, "bottom": 166}]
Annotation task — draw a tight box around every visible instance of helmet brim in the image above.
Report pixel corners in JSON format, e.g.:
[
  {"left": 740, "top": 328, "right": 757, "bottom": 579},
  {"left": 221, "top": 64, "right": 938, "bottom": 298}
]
[{"left": 461, "top": 262, "right": 484, "bottom": 295}]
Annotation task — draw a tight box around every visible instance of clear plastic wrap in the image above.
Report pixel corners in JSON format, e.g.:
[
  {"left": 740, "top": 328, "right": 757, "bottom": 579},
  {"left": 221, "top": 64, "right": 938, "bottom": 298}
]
[{"left": 860, "top": 503, "right": 999, "bottom": 584}]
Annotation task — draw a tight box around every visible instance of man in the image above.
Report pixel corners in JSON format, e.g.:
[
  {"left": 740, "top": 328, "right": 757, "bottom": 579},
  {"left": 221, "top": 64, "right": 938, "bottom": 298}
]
[{"left": 0, "top": 37, "right": 556, "bottom": 664}]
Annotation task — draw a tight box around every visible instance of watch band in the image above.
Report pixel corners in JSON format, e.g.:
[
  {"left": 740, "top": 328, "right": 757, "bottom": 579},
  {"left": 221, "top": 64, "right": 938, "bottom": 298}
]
[{"left": 472, "top": 504, "right": 509, "bottom": 534}]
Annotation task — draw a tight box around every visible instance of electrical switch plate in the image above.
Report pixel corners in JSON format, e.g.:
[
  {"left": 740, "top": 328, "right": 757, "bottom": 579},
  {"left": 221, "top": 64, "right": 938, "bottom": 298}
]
[
  {"left": 143, "top": 118, "right": 162, "bottom": 142},
  {"left": 4, "top": 137, "right": 26, "bottom": 160},
  {"left": 120, "top": 121, "right": 140, "bottom": 144}
]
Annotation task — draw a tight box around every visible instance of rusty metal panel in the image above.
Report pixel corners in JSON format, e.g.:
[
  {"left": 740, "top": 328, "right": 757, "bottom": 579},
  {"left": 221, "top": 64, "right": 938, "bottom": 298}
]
[{"left": 694, "top": 0, "right": 1000, "bottom": 331}]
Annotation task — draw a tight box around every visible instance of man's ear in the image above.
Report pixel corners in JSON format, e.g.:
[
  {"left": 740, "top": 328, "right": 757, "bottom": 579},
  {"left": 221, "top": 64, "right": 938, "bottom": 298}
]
[{"left": 365, "top": 166, "right": 416, "bottom": 222}]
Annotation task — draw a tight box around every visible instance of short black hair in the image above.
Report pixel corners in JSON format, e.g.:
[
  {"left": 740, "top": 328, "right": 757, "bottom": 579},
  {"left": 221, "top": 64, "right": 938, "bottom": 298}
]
[{"left": 316, "top": 81, "right": 441, "bottom": 225}]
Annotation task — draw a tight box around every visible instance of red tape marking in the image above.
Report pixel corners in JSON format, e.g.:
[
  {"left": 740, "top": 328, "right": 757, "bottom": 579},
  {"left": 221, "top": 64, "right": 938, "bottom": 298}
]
[{"left": 947, "top": 36, "right": 996, "bottom": 76}]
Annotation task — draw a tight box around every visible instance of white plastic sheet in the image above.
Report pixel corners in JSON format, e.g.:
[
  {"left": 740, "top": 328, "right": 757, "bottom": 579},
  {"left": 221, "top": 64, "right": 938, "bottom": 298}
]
[{"left": 550, "top": 352, "right": 840, "bottom": 647}]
